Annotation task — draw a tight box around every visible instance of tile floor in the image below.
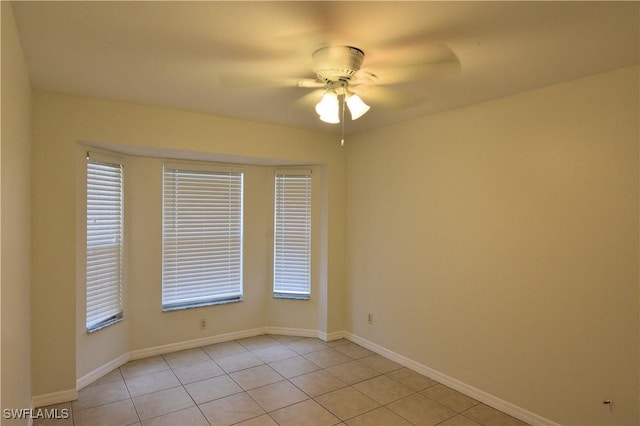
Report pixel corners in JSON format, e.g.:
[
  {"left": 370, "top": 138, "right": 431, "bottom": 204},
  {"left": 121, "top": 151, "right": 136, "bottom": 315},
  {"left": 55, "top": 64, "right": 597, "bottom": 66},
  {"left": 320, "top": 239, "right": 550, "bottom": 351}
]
[{"left": 36, "top": 335, "right": 529, "bottom": 426}]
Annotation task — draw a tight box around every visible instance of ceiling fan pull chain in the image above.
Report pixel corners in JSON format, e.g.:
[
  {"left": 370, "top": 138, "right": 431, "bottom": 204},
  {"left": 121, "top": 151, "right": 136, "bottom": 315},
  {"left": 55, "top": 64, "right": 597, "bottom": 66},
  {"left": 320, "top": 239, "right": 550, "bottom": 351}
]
[{"left": 340, "top": 94, "right": 346, "bottom": 147}]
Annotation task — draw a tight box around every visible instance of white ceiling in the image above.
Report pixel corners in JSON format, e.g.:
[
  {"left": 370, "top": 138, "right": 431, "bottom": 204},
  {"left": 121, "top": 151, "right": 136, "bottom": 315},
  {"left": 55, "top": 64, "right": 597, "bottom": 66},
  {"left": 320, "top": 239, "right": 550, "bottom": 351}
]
[{"left": 12, "top": 1, "right": 640, "bottom": 135}]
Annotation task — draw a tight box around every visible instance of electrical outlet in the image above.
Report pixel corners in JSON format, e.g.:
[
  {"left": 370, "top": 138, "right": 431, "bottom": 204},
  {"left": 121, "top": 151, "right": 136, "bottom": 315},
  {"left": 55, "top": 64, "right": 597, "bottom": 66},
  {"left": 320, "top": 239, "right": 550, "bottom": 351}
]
[
  {"left": 199, "top": 319, "right": 207, "bottom": 330},
  {"left": 367, "top": 313, "right": 373, "bottom": 325}
]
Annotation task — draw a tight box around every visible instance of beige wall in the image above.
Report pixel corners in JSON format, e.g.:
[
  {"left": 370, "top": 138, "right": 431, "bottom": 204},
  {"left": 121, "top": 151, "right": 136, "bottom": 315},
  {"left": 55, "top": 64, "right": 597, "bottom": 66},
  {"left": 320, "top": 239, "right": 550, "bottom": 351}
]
[
  {"left": 1, "top": 2, "right": 33, "bottom": 423},
  {"left": 346, "top": 66, "right": 640, "bottom": 425},
  {"left": 32, "top": 91, "right": 347, "bottom": 394}
]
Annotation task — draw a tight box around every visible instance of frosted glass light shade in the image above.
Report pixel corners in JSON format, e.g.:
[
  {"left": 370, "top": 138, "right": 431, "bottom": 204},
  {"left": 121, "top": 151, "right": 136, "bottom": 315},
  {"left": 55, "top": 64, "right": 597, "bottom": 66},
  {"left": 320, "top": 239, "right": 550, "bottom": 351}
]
[
  {"left": 316, "top": 92, "right": 340, "bottom": 123},
  {"left": 346, "top": 94, "right": 370, "bottom": 120}
]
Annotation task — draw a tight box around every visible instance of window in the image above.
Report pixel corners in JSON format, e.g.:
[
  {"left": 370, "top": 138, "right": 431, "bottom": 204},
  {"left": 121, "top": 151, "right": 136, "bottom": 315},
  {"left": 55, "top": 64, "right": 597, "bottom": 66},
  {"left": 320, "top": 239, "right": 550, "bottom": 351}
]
[
  {"left": 162, "top": 164, "right": 243, "bottom": 310},
  {"left": 86, "top": 153, "right": 124, "bottom": 332},
  {"left": 273, "top": 170, "right": 312, "bottom": 299}
]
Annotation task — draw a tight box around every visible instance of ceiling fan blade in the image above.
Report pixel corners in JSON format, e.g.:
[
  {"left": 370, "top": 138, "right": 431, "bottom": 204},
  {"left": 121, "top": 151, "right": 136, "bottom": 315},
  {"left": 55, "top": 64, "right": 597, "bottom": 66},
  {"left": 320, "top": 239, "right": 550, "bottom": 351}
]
[
  {"left": 366, "top": 41, "right": 459, "bottom": 67},
  {"left": 351, "top": 85, "right": 424, "bottom": 110},
  {"left": 360, "top": 42, "right": 461, "bottom": 85},
  {"left": 218, "top": 73, "right": 322, "bottom": 89},
  {"left": 292, "top": 89, "right": 325, "bottom": 110},
  {"left": 267, "top": 2, "right": 357, "bottom": 55},
  {"left": 296, "top": 79, "right": 326, "bottom": 88},
  {"left": 359, "top": 61, "right": 460, "bottom": 86}
]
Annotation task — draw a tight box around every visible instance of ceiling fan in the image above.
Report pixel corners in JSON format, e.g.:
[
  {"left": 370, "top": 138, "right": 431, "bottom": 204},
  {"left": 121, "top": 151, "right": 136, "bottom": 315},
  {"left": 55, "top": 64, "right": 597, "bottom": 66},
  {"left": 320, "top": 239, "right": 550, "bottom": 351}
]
[
  {"left": 295, "top": 45, "right": 371, "bottom": 123},
  {"left": 219, "top": 41, "right": 461, "bottom": 129}
]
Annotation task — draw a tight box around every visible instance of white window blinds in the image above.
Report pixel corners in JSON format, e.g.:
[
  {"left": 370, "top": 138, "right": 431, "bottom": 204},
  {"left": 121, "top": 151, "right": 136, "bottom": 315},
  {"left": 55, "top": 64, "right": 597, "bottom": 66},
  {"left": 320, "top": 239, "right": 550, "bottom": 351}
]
[
  {"left": 273, "top": 171, "right": 312, "bottom": 298},
  {"left": 162, "top": 165, "right": 243, "bottom": 310},
  {"left": 86, "top": 153, "right": 124, "bottom": 332}
]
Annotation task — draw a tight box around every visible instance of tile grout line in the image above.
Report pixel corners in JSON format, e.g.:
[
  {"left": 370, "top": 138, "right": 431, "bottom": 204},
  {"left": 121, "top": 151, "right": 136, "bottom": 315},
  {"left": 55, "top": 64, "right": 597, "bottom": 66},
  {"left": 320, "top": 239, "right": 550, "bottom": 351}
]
[
  {"left": 163, "top": 349, "right": 213, "bottom": 425},
  {"left": 117, "top": 366, "right": 142, "bottom": 425}
]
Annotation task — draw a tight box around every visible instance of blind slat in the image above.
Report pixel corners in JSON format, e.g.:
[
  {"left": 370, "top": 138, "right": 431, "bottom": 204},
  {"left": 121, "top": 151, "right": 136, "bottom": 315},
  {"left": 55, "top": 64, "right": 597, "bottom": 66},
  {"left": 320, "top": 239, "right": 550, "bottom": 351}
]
[
  {"left": 162, "top": 166, "right": 243, "bottom": 309},
  {"left": 86, "top": 159, "right": 124, "bottom": 331},
  {"left": 273, "top": 173, "right": 311, "bottom": 296}
]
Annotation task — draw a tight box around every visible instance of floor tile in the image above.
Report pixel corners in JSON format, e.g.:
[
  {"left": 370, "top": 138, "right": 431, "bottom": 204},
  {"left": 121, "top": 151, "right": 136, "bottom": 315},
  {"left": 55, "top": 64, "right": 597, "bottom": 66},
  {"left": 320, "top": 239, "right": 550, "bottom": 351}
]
[
  {"left": 171, "top": 359, "right": 225, "bottom": 384},
  {"left": 333, "top": 343, "right": 373, "bottom": 359},
  {"left": 462, "top": 404, "right": 529, "bottom": 426},
  {"left": 251, "top": 344, "right": 299, "bottom": 363},
  {"left": 421, "top": 384, "right": 479, "bottom": 412},
  {"left": 65, "top": 335, "right": 529, "bottom": 426},
  {"left": 73, "top": 398, "right": 139, "bottom": 426},
  {"left": 438, "top": 414, "right": 483, "bottom": 426},
  {"left": 285, "top": 337, "right": 329, "bottom": 354},
  {"left": 120, "top": 356, "right": 170, "bottom": 379},
  {"left": 184, "top": 374, "right": 243, "bottom": 404},
  {"left": 269, "top": 399, "right": 340, "bottom": 426},
  {"left": 141, "top": 406, "right": 209, "bottom": 426},
  {"left": 132, "top": 386, "right": 194, "bottom": 420},
  {"left": 314, "top": 386, "right": 380, "bottom": 421},
  {"left": 230, "top": 365, "right": 284, "bottom": 390},
  {"left": 202, "top": 340, "right": 248, "bottom": 360},
  {"left": 33, "top": 402, "right": 73, "bottom": 426},
  {"left": 199, "top": 392, "right": 265, "bottom": 425},
  {"left": 124, "top": 369, "right": 181, "bottom": 397},
  {"left": 326, "top": 360, "right": 380, "bottom": 385},
  {"left": 303, "top": 348, "right": 353, "bottom": 368},
  {"left": 248, "top": 380, "right": 309, "bottom": 412},
  {"left": 385, "top": 367, "right": 438, "bottom": 391},
  {"left": 358, "top": 354, "right": 403, "bottom": 373},
  {"left": 162, "top": 347, "right": 210, "bottom": 368},
  {"left": 269, "top": 355, "right": 321, "bottom": 378},
  {"left": 345, "top": 406, "right": 411, "bottom": 426},
  {"left": 289, "top": 370, "right": 348, "bottom": 397},
  {"left": 325, "top": 338, "right": 350, "bottom": 347},
  {"left": 72, "top": 380, "right": 130, "bottom": 411},
  {"left": 387, "top": 393, "right": 457, "bottom": 426},
  {"left": 236, "top": 335, "right": 280, "bottom": 351},
  {"left": 234, "top": 414, "right": 279, "bottom": 425},
  {"left": 269, "top": 334, "right": 304, "bottom": 344},
  {"left": 87, "top": 368, "right": 125, "bottom": 388},
  {"left": 353, "top": 375, "right": 414, "bottom": 405},
  {"left": 216, "top": 350, "right": 264, "bottom": 373}
]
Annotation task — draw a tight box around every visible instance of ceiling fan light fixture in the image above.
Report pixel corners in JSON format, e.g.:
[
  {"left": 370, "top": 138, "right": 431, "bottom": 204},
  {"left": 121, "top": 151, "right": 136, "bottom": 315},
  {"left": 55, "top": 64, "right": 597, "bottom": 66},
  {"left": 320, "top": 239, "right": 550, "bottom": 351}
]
[
  {"left": 316, "top": 91, "right": 340, "bottom": 123},
  {"left": 346, "top": 93, "right": 370, "bottom": 120},
  {"left": 319, "top": 113, "right": 340, "bottom": 124}
]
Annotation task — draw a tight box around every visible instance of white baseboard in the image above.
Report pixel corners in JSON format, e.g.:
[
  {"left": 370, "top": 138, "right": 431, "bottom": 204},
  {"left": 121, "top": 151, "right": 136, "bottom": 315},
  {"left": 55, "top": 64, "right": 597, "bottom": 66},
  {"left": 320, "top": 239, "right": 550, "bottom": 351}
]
[
  {"left": 323, "top": 329, "right": 347, "bottom": 342},
  {"left": 264, "top": 326, "right": 345, "bottom": 342},
  {"left": 129, "top": 327, "right": 269, "bottom": 360},
  {"left": 265, "top": 327, "right": 346, "bottom": 342},
  {"left": 265, "top": 326, "right": 319, "bottom": 339},
  {"left": 129, "top": 326, "right": 337, "bottom": 361},
  {"left": 31, "top": 388, "right": 78, "bottom": 410},
  {"left": 344, "top": 331, "right": 559, "bottom": 426},
  {"left": 76, "top": 353, "right": 130, "bottom": 391}
]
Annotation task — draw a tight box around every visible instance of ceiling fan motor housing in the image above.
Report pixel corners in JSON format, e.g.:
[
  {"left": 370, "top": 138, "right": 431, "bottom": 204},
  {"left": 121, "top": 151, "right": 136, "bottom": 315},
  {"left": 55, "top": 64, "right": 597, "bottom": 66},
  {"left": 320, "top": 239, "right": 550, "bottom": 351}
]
[{"left": 313, "top": 46, "right": 365, "bottom": 83}]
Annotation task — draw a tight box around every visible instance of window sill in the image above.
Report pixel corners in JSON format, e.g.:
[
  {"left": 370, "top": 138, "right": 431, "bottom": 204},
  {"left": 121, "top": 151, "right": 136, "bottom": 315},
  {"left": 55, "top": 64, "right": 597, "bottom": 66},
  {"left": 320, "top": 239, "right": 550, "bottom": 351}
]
[
  {"left": 273, "top": 293, "right": 310, "bottom": 301},
  {"left": 87, "top": 314, "right": 124, "bottom": 333},
  {"left": 162, "top": 296, "right": 243, "bottom": 312}
]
